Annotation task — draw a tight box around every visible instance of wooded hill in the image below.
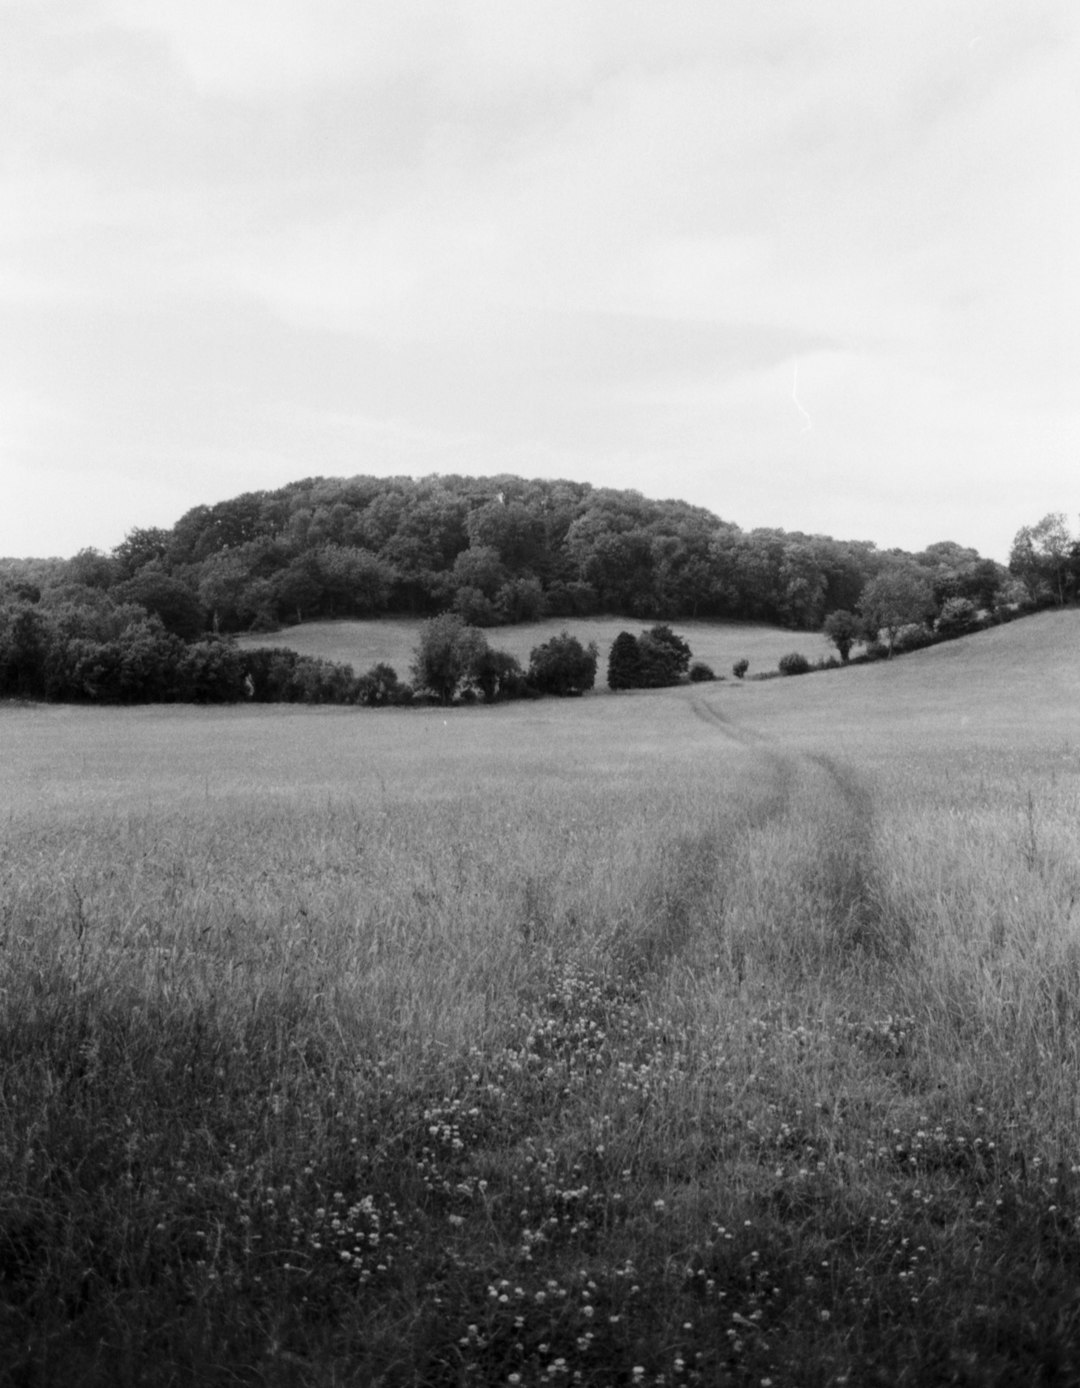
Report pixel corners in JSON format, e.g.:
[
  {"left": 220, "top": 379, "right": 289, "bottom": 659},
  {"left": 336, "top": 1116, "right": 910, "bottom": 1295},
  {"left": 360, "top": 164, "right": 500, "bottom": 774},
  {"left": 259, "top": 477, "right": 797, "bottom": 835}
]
[
  {"left": 5, "top": 475, "right": 1075, "bottom": 704},
  {"left": 5, "top": 474, "right": 1010, "bottom": 637}
]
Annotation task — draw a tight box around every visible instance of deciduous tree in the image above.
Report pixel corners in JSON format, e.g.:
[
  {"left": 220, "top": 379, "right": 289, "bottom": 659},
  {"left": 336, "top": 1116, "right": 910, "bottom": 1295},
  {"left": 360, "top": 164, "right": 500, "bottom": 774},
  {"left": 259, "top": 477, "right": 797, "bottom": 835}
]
[
  {"left": 858, "top": 567, "right": 936, "bottom": 656},
  {"left": 410, "top": 614, "right": 488, "bottom": 704},
  {"left": 607, "top": 631, "right": 642, "bottom": 690},
  {"left": 1009, "top": 514, "right": 1074, "bottom": 606},
  {"left": 528, "top": 632, "right": 597, "bottom": 696},
  {"left": 822, "top": 609, "right": 861, "bottom": 663}
]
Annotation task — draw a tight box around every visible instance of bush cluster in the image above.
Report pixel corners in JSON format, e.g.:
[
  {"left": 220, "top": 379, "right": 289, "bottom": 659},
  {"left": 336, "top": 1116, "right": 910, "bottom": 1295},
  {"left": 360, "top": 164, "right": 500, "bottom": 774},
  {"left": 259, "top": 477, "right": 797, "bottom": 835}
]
[
  {"left": 777, "top": 652, "right": 811, "bottom": 676},
  {"left": 528, "top": 631, "right": 599, "bottom": 697},
  {"left": 0, "top": 592, "right": 611, "bottom": 709},
  {"left": 0, "top": 591, "right": 413, "bottom": 707},
  {"left": 0, "top": 594, "right": 256, "bottom": 704},
  {"left": 408, "top": 618, "right": 599, "bottom": 704},
  {"left": 607, "top": 625, "right": 693, "bottom": 691}
]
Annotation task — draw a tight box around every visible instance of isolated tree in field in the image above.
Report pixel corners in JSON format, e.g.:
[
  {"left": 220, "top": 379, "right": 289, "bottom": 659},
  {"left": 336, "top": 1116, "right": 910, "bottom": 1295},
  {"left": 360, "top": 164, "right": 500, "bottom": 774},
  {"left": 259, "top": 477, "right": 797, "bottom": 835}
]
[
  {"left": 410, "top": 613, "right": 488, "bottom": 704},
  {"left": 858, "top": 567, "right": 936, "bottom": 657},
  {"left": 732, "top": 658, "right": 749, "bottom": 680},
  {"left": 528, "top": 631, "right": 597, "bottom": 696},
  {"left": 823, "top": 609, "right": 861, "bottom": 663},
  {"left": 1009, "top": 513, "right": 1075, "bottom": 606},
  {"left": 607, "top": 631, "right": 642, "bottom": 690}
]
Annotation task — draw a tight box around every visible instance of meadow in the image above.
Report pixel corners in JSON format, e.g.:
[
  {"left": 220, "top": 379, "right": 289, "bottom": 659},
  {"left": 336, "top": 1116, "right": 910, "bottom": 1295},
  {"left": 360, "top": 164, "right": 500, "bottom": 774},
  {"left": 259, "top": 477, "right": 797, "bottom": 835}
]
[
  {"left": 233, "top": 615, "right": 839, "bottom": 684},
  {"left": 1, "top": 609, "right": 1079, "bottom": 1385}
]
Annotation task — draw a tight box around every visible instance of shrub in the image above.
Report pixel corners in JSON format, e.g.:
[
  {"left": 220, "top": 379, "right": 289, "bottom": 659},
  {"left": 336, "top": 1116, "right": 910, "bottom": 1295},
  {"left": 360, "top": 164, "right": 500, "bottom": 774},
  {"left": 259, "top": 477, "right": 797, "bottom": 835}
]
[
  {"left": 893, "top": 623, "right": 935, "bottom": 654},
  {"left": 688, "top": 661, "right": 716, "bottom": 682},
  {"left": 607, "top": 626, "right": 692, "bottom": 691},
  {"left": 937, "top": 596, "right": 979, "bottom": 637},
  {"left": 288, "top": 656, "right": 358, "bottom": 704},
  {"left": 635, "top": 626, "right": 691, "bottom": 688},
  {"left": 176, "top": 637, "right": 247, "bottom": 703},
  {"left": 732, "top": 658, "right": 749, "bottom": 679},
  {"left": 471, "top": 647, "right": 525, "bottom": 702},
  {"left": 355, "top": 662, "right": 404, "bottom": 706},
  {"left": 528, "top": 632, "right": 597, "bottom": 697},
  {"left": 239, "top": 648, "right": 360, "bottom": 704},
  {"left": 778, "top": 652, "right": 811, "bottom": 676},
  {"left": 642, "top": 625, "right": 691, "bottom": 675},
  {"left": 239, "top": 646, "right": 303, "bottom": 701}
]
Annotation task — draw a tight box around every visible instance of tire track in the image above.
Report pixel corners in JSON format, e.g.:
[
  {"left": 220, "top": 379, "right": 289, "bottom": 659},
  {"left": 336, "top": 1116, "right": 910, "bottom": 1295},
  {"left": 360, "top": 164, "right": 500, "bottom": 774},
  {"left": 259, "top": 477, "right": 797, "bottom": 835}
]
[
  {"left": 687, "top": 689, "right": 765, "bottom": 745},
  {"left": 684, "top": 687, "right": 895, "bottom": 960}
]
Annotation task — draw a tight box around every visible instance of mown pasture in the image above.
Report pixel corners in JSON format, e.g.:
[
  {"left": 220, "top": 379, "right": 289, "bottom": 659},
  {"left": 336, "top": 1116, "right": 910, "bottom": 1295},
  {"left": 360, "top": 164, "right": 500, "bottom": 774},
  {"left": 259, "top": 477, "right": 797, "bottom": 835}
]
[{"left": 1, "top": 608, "right": 1078, "bottom": 1386}]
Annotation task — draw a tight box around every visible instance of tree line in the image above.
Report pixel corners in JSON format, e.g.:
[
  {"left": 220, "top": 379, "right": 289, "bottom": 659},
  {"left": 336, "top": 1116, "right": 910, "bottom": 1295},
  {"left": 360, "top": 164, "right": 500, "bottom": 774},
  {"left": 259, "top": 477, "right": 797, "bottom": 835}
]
[
  {"left": 7, "top": 474, "right": 1055, "bottom": 634},
  {"left": 1, "top": 474, "right": 1076, "bottom": 705}
]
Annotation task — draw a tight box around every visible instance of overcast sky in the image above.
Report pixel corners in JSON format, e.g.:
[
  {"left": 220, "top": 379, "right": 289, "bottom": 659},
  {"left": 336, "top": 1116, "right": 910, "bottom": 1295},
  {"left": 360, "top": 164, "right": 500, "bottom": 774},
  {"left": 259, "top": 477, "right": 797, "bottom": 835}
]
[{"left": 2, "top": 1, "right": 1077, "bottom": 561}]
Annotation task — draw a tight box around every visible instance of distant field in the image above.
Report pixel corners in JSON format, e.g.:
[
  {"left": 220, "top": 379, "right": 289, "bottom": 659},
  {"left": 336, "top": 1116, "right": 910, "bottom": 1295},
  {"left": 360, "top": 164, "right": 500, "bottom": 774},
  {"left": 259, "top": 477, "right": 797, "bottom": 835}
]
[
  {"left": 233, "top": 613, "right": 838, "bottom": 682},
  {"left": 3, "top": 607, "right": 1080, "bottom": 1385}
]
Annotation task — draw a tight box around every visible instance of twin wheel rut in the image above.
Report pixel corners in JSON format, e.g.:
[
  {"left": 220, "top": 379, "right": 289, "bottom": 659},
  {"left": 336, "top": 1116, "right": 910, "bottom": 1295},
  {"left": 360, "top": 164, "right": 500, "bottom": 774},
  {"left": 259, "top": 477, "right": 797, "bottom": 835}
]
[
  {"left": 685, "top": 687, "right": 884, "bottom": 952},
  {"left": 687, "top": 686, "right": 872, "bottom": 823}
]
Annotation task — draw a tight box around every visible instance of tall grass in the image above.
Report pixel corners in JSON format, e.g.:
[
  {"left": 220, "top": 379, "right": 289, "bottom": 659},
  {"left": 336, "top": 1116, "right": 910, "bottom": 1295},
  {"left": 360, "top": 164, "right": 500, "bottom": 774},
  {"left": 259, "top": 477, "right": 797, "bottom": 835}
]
[{"left": 2, "top": 619, "right": 1080, "bottom": 1385}]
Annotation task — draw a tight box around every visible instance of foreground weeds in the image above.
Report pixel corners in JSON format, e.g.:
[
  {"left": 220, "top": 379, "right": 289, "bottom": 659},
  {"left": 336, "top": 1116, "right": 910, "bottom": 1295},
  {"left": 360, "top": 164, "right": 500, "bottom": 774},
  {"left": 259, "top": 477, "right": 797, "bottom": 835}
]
[
  {"left": 3, "top": 699, "right": 1080, "bottom": 1385},
  {"left": 5, "top": 956, "right": 1080, "bottom": 1386}
]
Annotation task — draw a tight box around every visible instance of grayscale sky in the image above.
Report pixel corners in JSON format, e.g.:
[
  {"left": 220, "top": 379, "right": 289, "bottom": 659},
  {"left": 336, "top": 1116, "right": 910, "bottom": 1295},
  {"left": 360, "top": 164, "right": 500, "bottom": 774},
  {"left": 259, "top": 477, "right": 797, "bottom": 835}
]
[{"left": 2, "top": 1, "right": 1078, "bottom": 560}]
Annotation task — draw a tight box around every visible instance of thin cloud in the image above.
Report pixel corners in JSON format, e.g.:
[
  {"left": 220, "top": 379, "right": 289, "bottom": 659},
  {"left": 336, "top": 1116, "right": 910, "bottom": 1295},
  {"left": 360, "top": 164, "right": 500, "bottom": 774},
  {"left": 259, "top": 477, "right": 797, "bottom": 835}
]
[{"left": 1, "top": 1, "right": 1076, "bottom": 559}]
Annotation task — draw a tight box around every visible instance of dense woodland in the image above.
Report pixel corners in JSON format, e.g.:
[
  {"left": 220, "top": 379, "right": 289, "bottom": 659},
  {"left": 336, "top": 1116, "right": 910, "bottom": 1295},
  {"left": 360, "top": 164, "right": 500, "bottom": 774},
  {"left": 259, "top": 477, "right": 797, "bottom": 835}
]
[{"left": 0, "top": 474, "right": 1075, "bottom": 704}]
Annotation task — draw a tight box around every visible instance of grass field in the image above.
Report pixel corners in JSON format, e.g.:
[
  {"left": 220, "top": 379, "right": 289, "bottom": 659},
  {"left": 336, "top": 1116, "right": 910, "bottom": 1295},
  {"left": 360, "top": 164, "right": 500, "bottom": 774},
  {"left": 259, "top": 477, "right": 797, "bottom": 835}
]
[
  {"left": 233, "top": 615, "right": 839, "bottom": 684},
  {"left": 1, "top": 608, "right": 1079, "bottom": 1385}
]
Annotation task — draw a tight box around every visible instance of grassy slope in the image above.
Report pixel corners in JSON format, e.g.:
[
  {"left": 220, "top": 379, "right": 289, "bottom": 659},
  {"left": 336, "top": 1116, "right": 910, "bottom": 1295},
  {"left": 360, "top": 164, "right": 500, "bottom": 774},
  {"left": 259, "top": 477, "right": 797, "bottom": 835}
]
[
  {"left": 729, "top": 606, "right": 1078, "bottom": 746},
  {"left": 233, "top": 613, "right": 837, "bottom": 681},
  {"left": 2, "top": 609, "right": 1080, "bottom": 1386}
]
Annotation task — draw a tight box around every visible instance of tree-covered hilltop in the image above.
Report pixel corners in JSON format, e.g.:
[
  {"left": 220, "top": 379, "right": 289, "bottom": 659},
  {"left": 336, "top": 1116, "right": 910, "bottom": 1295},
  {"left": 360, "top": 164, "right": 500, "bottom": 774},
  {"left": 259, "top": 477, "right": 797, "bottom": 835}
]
[
  {"left": 7, "top": 474, "right": 1021, "bottom": 633},
  {"left": 142, "top": 475, "right": 1018, "bottom": 631},
  {"left": 2, "top": 475, "right": 1075, "bottom": 704}
]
